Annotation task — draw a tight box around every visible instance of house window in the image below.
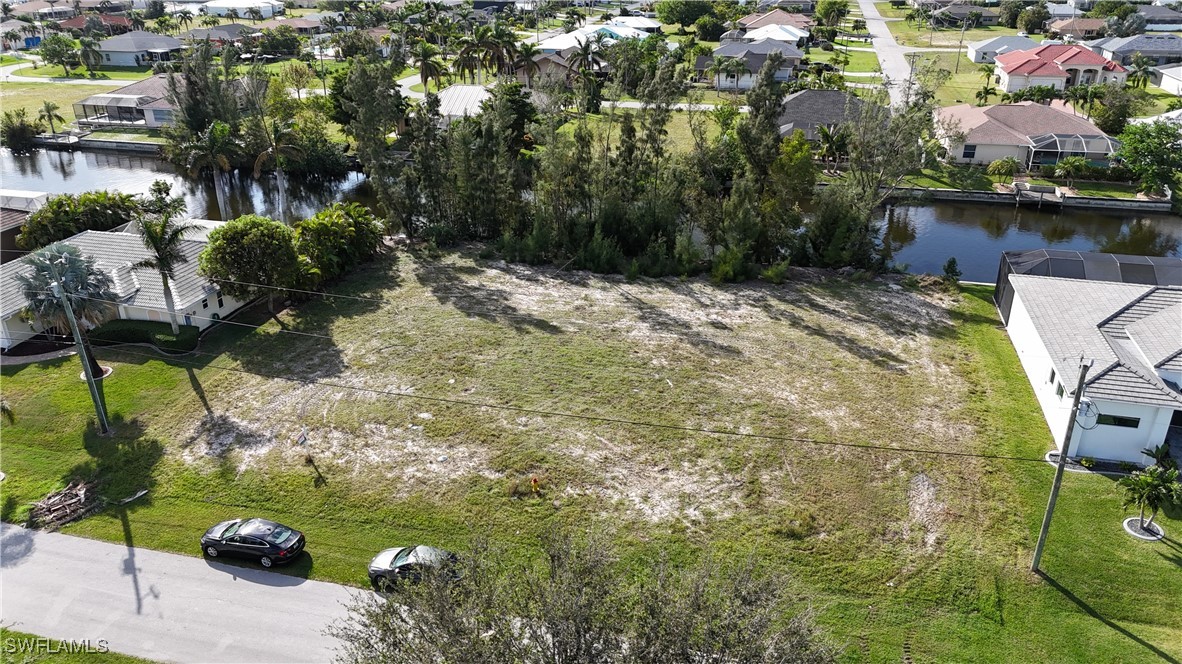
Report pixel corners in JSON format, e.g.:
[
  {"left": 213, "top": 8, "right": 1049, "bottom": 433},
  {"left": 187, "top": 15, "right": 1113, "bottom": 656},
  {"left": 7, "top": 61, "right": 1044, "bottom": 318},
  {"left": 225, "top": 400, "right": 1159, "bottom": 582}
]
[
  {"left": 1097, "top": 414, "right": 1140, "bottom": 428},
  {"left": 201, "top": 298, "right": 209, "bottom": 309},
  {"left": 104, "top": 54, "right": 110, "bottom": 61},
  {"left": 962, "top": 144, "right": 977, "bottom": 159},
  {"left": 1048, "top": 368, "right": 1056, "bottom": 384},
  {"left": 217, "top": 291, "right": 224, "bottom": 308},
  {"left": 1055, "top": 383, "right": 1065, "bottom": 399}
]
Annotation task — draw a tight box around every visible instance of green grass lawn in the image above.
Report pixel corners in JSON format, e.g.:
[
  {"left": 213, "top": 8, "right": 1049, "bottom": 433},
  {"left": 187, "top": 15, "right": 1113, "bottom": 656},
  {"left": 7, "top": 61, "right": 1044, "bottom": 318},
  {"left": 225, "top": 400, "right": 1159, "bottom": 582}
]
[
  {"left": 0, "top": 628, "right": 154, "bottom": 663},
  {"left": 560, "top": 110, "right": 721, "bottom": 153},
  {"left": 874, "top": 2, "right": 909, "bottom": 19},
  {"left": 888, "top": 21, "right": 1029, "bottom": 48},
  {"left": 84, "top": 129, "right": 168, "bottom": 144},
  {"left": 1, "top": 53, "right": 27, "bottom": 66},
  {"left": 907, "top": 50, "right": 993, "bottom": 106},
  {"left": 807, "top": 48, "right": 883, "bottom": 73},
  {"left": 13, "top": 65, "right": 153, "bottom": 81},
  {"left": 1, "top": 254, "right": 1179, "bottom": 663},
  {"left": 904, "top": 164, "right": 995, "bottom": 190},
  {"left": 0, "top": 81, "right": 120, "bottom": 123},
  {"left": 1139, "top": 84, "right": 1181, "bottom": 117},
  {"left": 1024, "top": 178, "right": 1142, "bottom": 198}
]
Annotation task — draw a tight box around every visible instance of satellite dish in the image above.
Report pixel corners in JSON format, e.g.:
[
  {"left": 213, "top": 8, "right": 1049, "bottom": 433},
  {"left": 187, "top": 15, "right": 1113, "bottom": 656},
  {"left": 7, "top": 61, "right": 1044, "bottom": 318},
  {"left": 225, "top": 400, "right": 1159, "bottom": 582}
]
[{"left": 1076, "top": 398, "right": 1099, "bottom": 428}]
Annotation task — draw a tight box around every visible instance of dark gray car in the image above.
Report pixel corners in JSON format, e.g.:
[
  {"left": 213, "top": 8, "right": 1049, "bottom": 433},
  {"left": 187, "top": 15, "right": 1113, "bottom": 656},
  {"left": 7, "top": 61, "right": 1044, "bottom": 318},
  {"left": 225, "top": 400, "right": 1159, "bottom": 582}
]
[
  {"left": 368, "top": 545, "right": 456, "bottom": 590},
  {"left": 201, "top": 518, "right": 305, "bottom": 568}
]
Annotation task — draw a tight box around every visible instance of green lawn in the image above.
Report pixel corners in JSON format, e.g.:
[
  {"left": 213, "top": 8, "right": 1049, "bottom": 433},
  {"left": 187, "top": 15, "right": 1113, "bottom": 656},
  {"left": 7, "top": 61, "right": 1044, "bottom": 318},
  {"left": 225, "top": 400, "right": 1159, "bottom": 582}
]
[
  {"left": 13, "top": 65, "right": 153, "bottom": 81},
  {"left": 1, "top": 254, "right": 1180, "bottom": 663},
  {"left": 904, "top": 164, "right": 995, "bottom": 190},
  {"left": 1139, "top": 84, "right": 1181, "bottom": 117},
  {"left": 874, "top": 2, "right": 909, "bottom": 19},
  {"left": 906, "top": 50, "right": 993, "bottom": 106},
  {"left": 84, "top": 129, "right": 167, "bottom": 144},
  {"left": 1, "top": 54, "right": 27, "bottom": 66},
  {"left": 560, "top": 110, "right": 721, "bottom": 153},
  {"left": 888, "top": 21, "right": 1033, "bottom": 48},
  {"left": 807, "top": 48, "right": 883, "bottom": 73},
  {"left": 0, "top": 628, "right": 154, "bottom": 663},
  {"left": 0, "top": 81, "right": 119, "bottom": 123},
  {"left": 1024, "top": 178, "right": 1143, "bottom": 199}
]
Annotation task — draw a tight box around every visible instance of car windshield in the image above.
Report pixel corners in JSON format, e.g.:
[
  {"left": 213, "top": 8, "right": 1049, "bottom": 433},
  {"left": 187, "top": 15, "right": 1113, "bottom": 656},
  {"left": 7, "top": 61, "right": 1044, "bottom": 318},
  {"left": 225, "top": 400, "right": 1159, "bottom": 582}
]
[
  {"left": 265, "top": 527, "right": 292, "bottom": 544},
  {"left": 392, "top": 548, "right": 414, "bottom": 566},
  {"left": 222, "top": 522, "right": 242, "bottom": 537}
]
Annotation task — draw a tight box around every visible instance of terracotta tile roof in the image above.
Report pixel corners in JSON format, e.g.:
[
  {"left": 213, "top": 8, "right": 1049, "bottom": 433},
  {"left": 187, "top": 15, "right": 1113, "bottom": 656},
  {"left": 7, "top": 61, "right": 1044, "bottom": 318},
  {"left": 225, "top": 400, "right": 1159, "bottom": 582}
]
[
  {"left": 936, "top": 101, "right": 1111, "bottom": 147},
  {"left": 738, "top": 9, "right": 813, "bottom": 29},
  {"left": 59, "top": 14, "right": 131, "bottom": 29},
  {"left": 996, "top": 43, "right": 1125, "bottom": 77}
]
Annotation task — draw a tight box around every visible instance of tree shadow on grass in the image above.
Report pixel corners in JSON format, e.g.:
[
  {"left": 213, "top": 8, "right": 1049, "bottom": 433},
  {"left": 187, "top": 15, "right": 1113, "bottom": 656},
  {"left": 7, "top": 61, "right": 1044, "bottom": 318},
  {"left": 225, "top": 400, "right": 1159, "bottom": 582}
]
[
  {"left": 1036, "top": 570, "right": 1181, "bottom": 664},
  {"left": 413, "top": 255, "right": 564, "bottom": 334}
]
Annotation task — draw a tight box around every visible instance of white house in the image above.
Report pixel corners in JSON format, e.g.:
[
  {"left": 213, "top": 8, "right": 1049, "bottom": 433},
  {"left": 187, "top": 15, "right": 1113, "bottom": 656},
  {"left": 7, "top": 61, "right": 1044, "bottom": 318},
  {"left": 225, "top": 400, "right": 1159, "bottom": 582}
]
[
  {"left": 0, "top": 225, "right": 246, "bottom": 352},
  {"left": 968, "top": 36, "right": 1040, "bottom": 64},
  {"left": 201, "top": 0, "right": 284, "bottom": 18},
  {"left": 97, "top": 31, "right": 183, "bottom": 67},
  {"left": 535, "top": 24, "right": 649, "bottom": 53},
  {"left": 606, "top": 15, "right": 661, "bottom": 33},
  {"left": 744, "top": 23, "right": 810, "bottom": 45},
  {"left": 694, "top": 39, "right": 803, "bottom": 91},
  {"left": 1003, "top": 273, "right": 1182, "bottom": 464},
  {"left": 1152, "top": 64, "right": 1182, "bottom": 94}
]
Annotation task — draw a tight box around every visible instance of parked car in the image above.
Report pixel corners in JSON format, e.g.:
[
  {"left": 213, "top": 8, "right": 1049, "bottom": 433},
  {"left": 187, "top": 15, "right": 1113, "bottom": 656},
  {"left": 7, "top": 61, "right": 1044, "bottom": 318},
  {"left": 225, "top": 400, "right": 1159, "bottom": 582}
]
[
  {"left": 368, "top": 545, "right": 457, "bottom": 590},
  {"left": 201, "top": 518, "right": 305, "bottom": 568},
  {"left": 1016, "top": 31, "right": 1028, "bottom": 37}
]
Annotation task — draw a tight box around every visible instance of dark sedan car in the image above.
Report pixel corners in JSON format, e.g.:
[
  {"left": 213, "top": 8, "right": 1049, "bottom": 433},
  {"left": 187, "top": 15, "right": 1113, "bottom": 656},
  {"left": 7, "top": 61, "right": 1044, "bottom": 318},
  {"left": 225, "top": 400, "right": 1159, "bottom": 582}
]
[
  {"left": 368, "top": 545, "right": 456, "bottom": 590},
  {"left": 201, "top": 518, "right": 305, "bottom": 568}
]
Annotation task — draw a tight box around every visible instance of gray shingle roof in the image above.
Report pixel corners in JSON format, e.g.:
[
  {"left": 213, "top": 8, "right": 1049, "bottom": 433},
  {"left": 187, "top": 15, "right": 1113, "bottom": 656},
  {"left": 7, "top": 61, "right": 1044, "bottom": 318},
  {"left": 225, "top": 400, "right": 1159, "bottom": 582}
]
[
  {"left": 1009, "top": 274, "right": 1182, "bottom": 408},
  {"left": 712, "top": 38, "right": 803, "bottom": 59},
  {"left": 98, "top": 30, "right": 182, "bottom": 53},
  {"left": 777, "top": 89, "right": 865, "bottom": 139},
  {"left": 1, "top": 229, "right": 220, "bottom": 321},
  {"left": 1087, "top": 33, "right": 1182, "bottom": 56}
]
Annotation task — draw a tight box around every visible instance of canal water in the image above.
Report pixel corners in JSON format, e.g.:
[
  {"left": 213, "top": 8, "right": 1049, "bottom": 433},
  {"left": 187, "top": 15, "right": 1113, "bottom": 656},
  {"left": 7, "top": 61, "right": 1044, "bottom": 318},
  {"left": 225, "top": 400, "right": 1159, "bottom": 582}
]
[{"left": 3, "top": 149, "right": 1179, "bottom": 282}]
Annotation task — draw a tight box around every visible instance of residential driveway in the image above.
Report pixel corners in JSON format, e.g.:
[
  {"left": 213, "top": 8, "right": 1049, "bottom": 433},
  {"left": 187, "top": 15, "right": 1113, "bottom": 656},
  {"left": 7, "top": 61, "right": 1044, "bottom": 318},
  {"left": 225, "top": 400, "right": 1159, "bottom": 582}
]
[{"left": 0, "top": 523, "right": 361, "bottom": 663}]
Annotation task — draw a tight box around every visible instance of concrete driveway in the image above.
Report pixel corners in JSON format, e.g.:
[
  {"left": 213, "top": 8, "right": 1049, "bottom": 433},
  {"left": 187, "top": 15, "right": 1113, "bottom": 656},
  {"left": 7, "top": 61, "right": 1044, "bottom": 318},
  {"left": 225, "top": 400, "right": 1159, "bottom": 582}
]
[{"left": 0, "top": 523, "right": 362, "bottom": 663}]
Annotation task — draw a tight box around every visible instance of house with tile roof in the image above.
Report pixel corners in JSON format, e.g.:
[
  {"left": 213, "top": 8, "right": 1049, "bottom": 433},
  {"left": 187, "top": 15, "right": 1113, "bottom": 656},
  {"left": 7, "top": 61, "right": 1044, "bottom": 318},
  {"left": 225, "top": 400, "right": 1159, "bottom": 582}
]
[
  {"left": 995, "top": 43, "right": 1126, "bottom": 92},
  {"left": 1086, "top": 34, "right": 1182, "bottom": 67},
  {"left": 59, "top": 13, "right": 132, "bottom": 35},
  {"left": 935, "top": 102, "right": 1119, "bottom": 167},
  {"left": 73, "top": 75, "right": 178, "bottom": 128},
  {"left": 776, "top": 89, "right": 865, "bottom": 140},
  {"left": 1046, "top": 17, "right": 1107, "bottom": 40},
  {"left": 737, "top": 8, "right": 813, "bottom": 31},
  {"left": 1003, "top": 273, "right": 1182, "bottom": 464},
  {"left": 1, "top": 226, "right": 247, "bottom": 352}
]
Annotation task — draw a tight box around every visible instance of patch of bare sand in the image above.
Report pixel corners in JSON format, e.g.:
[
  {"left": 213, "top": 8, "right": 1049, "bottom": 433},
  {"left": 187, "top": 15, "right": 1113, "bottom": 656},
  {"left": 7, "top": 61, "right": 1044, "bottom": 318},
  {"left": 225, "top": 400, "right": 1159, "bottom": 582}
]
[{"left": 903, "top": 472, "right": 946, "bottom": 553}]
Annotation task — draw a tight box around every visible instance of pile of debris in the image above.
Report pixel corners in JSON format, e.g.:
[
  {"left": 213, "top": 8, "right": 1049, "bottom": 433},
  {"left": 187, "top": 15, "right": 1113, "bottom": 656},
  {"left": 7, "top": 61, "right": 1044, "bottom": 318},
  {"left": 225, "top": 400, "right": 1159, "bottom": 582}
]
[{"left": 29, "top": 480, "right": 101, "bottom": 530}]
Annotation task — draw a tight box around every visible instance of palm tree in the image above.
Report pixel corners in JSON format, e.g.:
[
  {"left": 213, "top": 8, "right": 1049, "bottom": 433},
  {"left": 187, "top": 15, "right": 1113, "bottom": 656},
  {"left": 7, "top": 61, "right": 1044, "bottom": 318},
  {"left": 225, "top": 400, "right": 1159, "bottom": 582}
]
[
  {"left": 986, "top": 156, "right": 1019, "bottom": 184},
  {"left": 816, "top": 124, "right": 847, "bottom": 172},
  {"left": 225, "top": 8, "right": 239, "bottom": 22},
  {"left": 38, "top": 100, "right": 64, "bottom": 140},
  {"left": 245, "top": 7, "right": 262, "bottom": 23},
  {"left": 17, "top": 243, "right": 119, "bottom": 378},
  {"left": 1053, "top": 156, "right": 1088, "bottom": 188},
  {"left": 724, "top": 58, "right": 750, "bottom": 95},
  {"left": 253, "top": 118, "right": 302, "bottom": 223},
  {"left": 79, "top": 36, "right": 100, "bottom": 73},
  {"left": 128, "top": 9, "right": 145, "bottom": 31},
  {"left": 707, "top": 55, "right": 729, "bottom": 90},
  {"left": 200, "top": 13, "right": 219, "bottom": 28},
  {"left": 411, "top": 39, "right": 446, "bottom": 90},
  {"left": 1119, "top": 466, "right": 1180, "bottom": 532},
  {"left": 134, "top": 184, "right": 196, "bottom": 334},
  {"left": 4, "top": 29, "right": 21, "bottom": 50},
  {"left": 176, "top": 8, "right": 193, "bottom": 31},
  {"left": 1128, "top": 52, "right": 1153, "bottom": 89},
  {"left": 514, "top": 41, "right": 541, "bottom": 87},
  {"left": 154, "top": 15, "right": 176, "bottom": 34},
  {"left": 978, "top": 63, "right": 994, "bottom": 84},
  {"left": 182, "top": 120, "right": 239, "bottom": 220},
  {"left": 975, "top": 84, "right": 996, "bottom": 106}
]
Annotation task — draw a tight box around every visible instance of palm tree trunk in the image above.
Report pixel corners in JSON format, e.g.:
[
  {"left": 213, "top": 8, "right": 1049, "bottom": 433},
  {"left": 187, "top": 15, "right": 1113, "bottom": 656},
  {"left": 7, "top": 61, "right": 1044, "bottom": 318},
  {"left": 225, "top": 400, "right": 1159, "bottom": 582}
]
[
  {"left": 276, "top": 165, "right": 287, "bottom": 223},
  {"left": 161, "top": 271, "right": 180, "bottom": 334},
  {"left": 1139, "top": 505, "right": 1146, "bottom": 528},
  {"left": 1146, "top": 507, "right": 1157, "bottom": 529},
  {"left": 213, "top": 170, "right": 230, "bottom": 220}
]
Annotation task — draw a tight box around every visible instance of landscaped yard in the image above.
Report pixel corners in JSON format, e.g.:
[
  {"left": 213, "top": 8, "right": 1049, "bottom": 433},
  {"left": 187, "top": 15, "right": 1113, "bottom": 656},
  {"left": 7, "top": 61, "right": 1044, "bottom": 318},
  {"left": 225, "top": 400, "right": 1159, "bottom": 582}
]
[
  {"left": 13, "top": 65, "right": 154, "bottom": 81},
  {"left": 0, "top": 81, "right": 119, "bottom": 123},
  {"left": 1024, "top": 178, "right": 1143, "bottom": 199},
  {"left": 1, "top": 54, "right": 27, "bottom": 66},
  {"left": 2, "top": 250, "right": 1179, "bottom": 663}
]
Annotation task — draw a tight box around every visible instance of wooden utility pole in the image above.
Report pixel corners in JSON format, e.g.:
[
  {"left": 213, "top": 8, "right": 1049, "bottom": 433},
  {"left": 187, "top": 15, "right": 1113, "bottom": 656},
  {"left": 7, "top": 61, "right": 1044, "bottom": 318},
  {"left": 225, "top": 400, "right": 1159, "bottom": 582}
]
[
  {"left": 1031, "top": 358, "right": 1092, "bottom": 573},
  {"left": 49, "top": 258, "right": 110, "bottom": 435}
]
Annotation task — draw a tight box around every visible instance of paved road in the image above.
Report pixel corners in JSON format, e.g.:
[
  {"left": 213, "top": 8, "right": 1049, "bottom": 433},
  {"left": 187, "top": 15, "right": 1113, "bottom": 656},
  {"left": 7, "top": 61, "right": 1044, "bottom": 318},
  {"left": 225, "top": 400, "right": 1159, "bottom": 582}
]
[
  {"left": 852, "top": 0, "right": 912, "bottom": 105},
  {"left": 0, "top": 524, "right": 361, "bottom": 663}
]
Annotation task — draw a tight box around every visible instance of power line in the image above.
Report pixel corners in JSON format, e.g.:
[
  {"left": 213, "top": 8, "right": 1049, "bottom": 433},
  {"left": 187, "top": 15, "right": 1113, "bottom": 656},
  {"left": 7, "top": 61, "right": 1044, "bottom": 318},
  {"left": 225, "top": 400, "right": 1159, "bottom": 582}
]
[{"left": 93, "top": 345, "right": 1049, "bottom": 464}]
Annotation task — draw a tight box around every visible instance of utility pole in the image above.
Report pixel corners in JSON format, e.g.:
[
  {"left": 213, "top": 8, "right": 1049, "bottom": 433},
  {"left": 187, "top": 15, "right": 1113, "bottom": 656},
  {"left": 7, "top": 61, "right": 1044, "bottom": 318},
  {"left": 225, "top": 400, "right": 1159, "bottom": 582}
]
[
  {"left": 1031, "top": 358, "right": 1092, "bottom": 573},
  {"left": 954, "top": 19, "right": 968, "bottom": 74},
  {"left": 50, "top": 268, "right": 110, "bottom": 435}
]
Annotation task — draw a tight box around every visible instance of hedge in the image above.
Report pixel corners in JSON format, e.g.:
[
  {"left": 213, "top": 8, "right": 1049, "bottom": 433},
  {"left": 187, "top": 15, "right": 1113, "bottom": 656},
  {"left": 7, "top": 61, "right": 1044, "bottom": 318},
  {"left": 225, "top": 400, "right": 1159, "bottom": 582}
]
[{"left": 89, "top": 319, "right": 200, "bottom": 352}]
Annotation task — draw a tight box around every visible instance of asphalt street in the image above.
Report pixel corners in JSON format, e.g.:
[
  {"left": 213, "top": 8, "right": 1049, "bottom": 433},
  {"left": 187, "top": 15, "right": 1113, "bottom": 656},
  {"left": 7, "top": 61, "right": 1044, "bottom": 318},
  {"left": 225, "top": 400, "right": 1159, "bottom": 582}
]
[{"left": 0, "top": 523, "right": 361, "bottom": 663}]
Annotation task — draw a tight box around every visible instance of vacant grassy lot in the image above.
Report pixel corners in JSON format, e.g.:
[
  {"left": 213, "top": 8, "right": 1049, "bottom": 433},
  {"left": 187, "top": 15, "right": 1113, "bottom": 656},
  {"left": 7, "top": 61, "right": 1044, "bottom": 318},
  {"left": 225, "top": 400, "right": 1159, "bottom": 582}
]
[
  {"left": 887, "top": 21, "right": 1029, "bottom": 48},
  {"left": 560, "top": 110, "right": 721, "bottom": 153},
  {"left": 0, "top": 82, "right": 120, "bottom": 123},
  {"left": 1, "top": 252, "right": 1179, "bottom": 663},
  {"left": 808, "top": 48, "right": 883, "bottom": 73},
  {"left": 13, "top": 65, "right": 153, "bottom": 81}
]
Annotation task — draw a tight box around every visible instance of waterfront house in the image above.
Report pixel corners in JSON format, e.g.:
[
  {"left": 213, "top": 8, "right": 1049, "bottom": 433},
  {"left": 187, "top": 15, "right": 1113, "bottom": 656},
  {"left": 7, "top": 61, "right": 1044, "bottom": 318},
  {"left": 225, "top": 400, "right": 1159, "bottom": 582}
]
[
  {"left": 1151, "top": 63, "right": 1182, "bottom": 94},
  {"left": 995, "top": 255, "right": 1182, "bottom": 465},
  {"left": 737, "top": 9, "right": 813, "bottom": 31},
  {"left": 776, "top": 89, "right": 865, "bottom": 140},
  {"left": 0, "top": 225, "right": 247, "bottom": 352},
  {"left": 435, "top": 85, "right": 492, "bottom": 125},
  {"left": 1138, "top": 4, "right": 1182, "bottom": 31},
  {"left": 97, "top": 31, "right": 183, "bottom": 67},
  {"left": 995, "top": 43, "right": 1126, "bottom": 92},
  {"left": 73, "top": 75, "right": 178, "bottom": 128},
  {"left": 201, "top": 0, "right": 285, "bottom": 18},
  {"left": 936, "top": 102, "right": 1118, "bottom": 167}
]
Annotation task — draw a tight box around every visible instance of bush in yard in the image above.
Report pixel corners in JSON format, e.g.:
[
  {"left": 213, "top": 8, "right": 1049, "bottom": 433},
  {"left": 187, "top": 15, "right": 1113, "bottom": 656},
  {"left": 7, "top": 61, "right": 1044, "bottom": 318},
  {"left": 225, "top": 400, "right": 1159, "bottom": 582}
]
[
  {"left": 198, "top": 214, "right": 300, "bottom": 310},
  {"left": 1079, "top": 456, "right": 1096, "bottom": 469},
  {"left": 942, "top": 257, "right": 962, "bottom": 288},
  {"left": 294, "top": 202, "right": 384, "bottom": 287},
  {"left": 17, "top": 191, "right": 141, "bottom": 250},
  {"left": 0, "top": 109, "right": 44, "bottom": 153},
  {"left": 327, "top": 531, "right": 836, "bottom": 664},
  {"left": 89, "top": 320, "right": 200, "bottom": 352},
  {"left": 761, "top": 259, "right": 792, "bottom": 284},
  {"left": 1116, "top": 120, "right": 1182, "bottom": 195}
]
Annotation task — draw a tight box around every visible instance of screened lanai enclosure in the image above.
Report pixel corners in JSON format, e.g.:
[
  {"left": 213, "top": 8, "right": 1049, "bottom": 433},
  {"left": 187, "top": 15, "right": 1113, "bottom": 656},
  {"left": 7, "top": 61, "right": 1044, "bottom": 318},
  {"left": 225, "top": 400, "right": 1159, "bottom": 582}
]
[
  {"left": 994, "top": 250, "right": 1182, "bottom": 323},
  {"left": 1028, "top": 133, "right": 1122, "bottom": 168}
]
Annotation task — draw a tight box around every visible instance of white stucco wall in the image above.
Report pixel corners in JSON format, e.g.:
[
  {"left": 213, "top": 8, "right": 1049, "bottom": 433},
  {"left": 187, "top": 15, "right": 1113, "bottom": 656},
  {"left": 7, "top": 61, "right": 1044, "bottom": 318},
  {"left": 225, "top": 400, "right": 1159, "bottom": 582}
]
[
  {"left": 1, "top": 315, "right": 43, "bottom": 351},
  {"left": 945, "top": 141, "right": 1026, "bottom": 166},
  {"left": 1005, "top": 289, "right": 1174, "bottom": 463},
  {"left": 117, "top": 292, "right": 247, "bottom": 331},
  {"left": 100, "top": 50, "right": 146, "bottom": 67}
]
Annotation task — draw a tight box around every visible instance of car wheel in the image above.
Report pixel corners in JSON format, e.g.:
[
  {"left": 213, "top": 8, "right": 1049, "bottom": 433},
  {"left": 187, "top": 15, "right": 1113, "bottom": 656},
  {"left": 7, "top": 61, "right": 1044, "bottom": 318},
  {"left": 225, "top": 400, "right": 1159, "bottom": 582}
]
[
  {"left": 205, "top": 546, "right": 219, "bottom": 557},
  {"left": 260, "top": 556, "right": 273, "bottom": 568}
]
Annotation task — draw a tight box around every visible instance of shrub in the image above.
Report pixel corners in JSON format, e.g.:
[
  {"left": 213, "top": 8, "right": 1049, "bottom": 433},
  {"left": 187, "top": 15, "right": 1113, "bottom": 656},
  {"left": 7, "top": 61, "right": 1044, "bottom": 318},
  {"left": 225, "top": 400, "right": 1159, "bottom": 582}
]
[
  {"left": 760, "top": 259, "right": 792, "bottom": 284},
  {"left": 942, "top": 257, "right": 962, "bottom": 287},
  {"left": 1119, "top": 461, "right": 1139, "bottom": 474},
  {"left": 711, "top": 246, "right": 753, "bottom": 283},
  {"left": 89, "top": 320, "right": 200, "bottom": 352},
  {"left": 420, "top": 223, "right": 460, "bottom": 248},
  {"left": 17, "top": 191, "right": 141, "bottom": 250},
  {"left": 1, "top": 108, "right": 44, "bottom": 153},
  {"left": 1079, "top": 456, "right": 1096, "bottom": 469},
  {"left": 1039, "top": 164, "right": 1057, "bottom": 179},
  {"left": 901, "top": 274, "right": 920, "bottom": 290},
  {"left": 574, "top": 227, "right": 625, "bottom": 274}
]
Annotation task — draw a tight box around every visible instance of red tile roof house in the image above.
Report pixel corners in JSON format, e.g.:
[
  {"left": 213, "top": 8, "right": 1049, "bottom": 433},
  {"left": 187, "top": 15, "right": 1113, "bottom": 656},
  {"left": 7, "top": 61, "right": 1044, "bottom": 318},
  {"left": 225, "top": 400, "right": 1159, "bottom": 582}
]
[
  {"left": 995, "top": 44, "right": 1127, "bottom": 93},
  {"left": 58, "top": 14, "right": 132, "bottom": 35}
]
